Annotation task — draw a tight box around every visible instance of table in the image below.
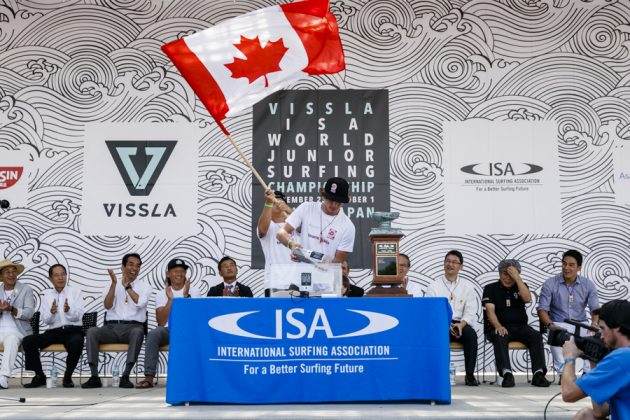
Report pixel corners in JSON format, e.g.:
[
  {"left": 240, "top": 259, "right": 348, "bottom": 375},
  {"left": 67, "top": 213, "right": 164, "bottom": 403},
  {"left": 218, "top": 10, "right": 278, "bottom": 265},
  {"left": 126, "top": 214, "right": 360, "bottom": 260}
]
[{"left": 166, "top": 297, "right": 452, "bottom": 405}]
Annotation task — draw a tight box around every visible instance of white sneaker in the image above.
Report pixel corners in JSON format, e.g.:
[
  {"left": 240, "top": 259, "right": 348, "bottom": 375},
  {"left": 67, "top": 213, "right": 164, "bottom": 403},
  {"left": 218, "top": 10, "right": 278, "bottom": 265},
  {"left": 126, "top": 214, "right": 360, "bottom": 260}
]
[{"left": 0, "top": 375, "right": 8, "bottom": 389}]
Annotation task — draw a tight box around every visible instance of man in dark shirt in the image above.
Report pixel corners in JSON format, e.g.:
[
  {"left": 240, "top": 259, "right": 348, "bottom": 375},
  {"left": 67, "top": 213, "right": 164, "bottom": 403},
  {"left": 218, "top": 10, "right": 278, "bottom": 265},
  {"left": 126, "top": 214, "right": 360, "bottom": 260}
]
[
  {"left": 482, "top": 259, "right": 551, "bottom": 387},
  {"left": 207, "top": 256, "right": 253, "bottom": 297}
]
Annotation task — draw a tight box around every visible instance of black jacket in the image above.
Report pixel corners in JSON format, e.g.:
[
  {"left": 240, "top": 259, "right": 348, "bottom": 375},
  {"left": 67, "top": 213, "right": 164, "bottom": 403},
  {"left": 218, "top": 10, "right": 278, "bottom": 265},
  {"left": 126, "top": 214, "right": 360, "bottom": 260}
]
[{"left": 207, "top": 282, "right": 253, "bottom": 297}]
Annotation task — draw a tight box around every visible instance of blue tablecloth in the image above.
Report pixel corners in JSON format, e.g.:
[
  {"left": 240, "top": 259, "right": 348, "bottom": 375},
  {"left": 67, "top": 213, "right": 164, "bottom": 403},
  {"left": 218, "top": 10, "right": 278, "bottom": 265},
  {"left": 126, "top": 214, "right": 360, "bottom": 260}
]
[{"left": 166, "top": 297, "right": 452, "bottom": 405}]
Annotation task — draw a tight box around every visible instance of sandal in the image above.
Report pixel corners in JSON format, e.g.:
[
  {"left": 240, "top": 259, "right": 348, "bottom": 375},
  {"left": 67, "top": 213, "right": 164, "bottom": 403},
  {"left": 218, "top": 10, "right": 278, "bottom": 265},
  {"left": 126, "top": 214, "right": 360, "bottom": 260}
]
[{"left": 135, "top": 379, "right": 154, "bottom": 389}]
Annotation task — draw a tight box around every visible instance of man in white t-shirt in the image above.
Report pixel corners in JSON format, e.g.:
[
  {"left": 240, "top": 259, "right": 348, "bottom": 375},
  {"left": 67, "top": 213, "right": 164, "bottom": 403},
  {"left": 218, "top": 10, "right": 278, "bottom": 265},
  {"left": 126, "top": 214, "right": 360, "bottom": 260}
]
[
  {"left": 136, "top": 258, "right": 201, "bottom": 388},
  {"left": 277, "top": 177, "right": 355, "bottom": 264},
  {"left": 257, "top": 189, "right": 294, "bottom": 296},
  {"left": 399, "top": 253, "right": 422, "bottom": 297}
]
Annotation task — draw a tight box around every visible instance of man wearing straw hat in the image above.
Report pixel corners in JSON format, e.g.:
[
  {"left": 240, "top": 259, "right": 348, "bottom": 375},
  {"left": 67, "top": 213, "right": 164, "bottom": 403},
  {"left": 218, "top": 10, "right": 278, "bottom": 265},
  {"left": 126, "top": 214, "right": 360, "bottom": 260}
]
[{"left": 0, "top": 258, "right": 36, "bottom": 389}]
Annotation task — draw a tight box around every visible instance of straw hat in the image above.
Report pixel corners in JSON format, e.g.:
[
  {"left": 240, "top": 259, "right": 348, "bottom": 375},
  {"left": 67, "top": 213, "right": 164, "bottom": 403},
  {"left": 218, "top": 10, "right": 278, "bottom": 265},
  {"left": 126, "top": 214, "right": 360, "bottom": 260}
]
[{"left": 0, "top": 259, "right": 25, "bottom": 275}]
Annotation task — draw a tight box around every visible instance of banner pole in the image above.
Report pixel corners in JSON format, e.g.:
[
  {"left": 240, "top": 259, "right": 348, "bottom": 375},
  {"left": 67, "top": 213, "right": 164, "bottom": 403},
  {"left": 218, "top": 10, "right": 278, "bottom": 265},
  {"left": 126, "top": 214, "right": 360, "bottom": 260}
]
[{"left": 225, "top": 133, "right": 269, "bottom": 190}]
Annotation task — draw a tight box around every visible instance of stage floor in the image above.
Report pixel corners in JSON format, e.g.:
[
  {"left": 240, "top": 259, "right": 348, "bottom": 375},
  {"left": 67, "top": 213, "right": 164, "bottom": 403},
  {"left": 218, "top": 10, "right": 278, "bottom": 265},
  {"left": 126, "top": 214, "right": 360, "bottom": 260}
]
[{"left": 0, "top": 374, "right": 589, "bottom": 419}]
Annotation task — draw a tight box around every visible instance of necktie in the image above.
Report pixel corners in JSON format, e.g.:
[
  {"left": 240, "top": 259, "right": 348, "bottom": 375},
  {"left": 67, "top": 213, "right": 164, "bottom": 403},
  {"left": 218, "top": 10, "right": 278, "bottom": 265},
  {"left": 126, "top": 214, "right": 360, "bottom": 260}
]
[{"left": 228, "top": 285, "right": 233, "bottom": 296}]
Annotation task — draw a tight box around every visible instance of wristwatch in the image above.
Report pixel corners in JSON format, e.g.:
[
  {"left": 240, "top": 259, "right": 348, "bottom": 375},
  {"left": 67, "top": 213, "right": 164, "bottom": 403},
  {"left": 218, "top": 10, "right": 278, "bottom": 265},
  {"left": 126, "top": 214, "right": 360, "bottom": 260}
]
[{"left": 125, "top": 284, "right": 133, "bottom": 290}]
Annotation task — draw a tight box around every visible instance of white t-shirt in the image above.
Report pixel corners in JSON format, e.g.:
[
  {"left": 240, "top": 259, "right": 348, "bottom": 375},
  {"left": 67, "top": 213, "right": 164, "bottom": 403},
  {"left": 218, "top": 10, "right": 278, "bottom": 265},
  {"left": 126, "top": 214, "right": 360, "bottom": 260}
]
[
  {"left": 258, "top": 221, "right": 293, "bottom": 289},
  {"left": 406, "top": 281, "right": 423, "bottom": 297},
  {"left": 286, "top": 201, "right": 355, "bottom": 262},
  {"left": 425, "top": 275, "right": 477, "bottom": 326},
  {"left": 0, "top": 290, "right": 18, "bottom": 333},
  {"left": 155, "top": 284, "right": 202, "bottom": 327}
]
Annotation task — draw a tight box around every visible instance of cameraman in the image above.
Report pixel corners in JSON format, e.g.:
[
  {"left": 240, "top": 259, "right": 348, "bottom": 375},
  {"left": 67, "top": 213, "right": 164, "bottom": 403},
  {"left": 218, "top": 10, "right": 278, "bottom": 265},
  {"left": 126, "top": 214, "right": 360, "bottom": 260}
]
[{"left": 561, "top": 299, "right": 630, "bottom": 419}]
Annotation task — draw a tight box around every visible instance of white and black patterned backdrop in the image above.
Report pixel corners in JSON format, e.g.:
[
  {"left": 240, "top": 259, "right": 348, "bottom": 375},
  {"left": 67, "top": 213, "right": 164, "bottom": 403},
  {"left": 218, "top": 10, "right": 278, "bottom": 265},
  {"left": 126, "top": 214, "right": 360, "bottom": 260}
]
[{"left": 0, "top": 0, "right": 629, "bottom": 375}]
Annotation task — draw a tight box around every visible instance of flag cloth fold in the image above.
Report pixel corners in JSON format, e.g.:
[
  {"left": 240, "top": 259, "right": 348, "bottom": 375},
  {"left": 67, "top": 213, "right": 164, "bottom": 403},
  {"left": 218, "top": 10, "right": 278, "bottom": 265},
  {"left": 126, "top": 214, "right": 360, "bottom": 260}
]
[{"left": 162, "top": 0, "right": 345, "bottom": 134}]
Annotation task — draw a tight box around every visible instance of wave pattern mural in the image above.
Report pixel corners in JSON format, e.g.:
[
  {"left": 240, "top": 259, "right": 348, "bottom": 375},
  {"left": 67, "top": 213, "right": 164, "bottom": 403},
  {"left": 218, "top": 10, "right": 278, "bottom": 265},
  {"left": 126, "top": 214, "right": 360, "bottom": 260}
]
[{"left": 0, "top": 0, "right": 629, "bottom": 377}]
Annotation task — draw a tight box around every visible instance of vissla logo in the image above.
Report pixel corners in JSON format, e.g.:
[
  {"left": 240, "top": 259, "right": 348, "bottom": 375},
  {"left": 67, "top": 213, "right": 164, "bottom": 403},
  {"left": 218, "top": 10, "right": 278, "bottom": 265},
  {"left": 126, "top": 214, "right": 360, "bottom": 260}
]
[
  {"left": 0, "top": 167, "right": 24, "bottom": 189},
  {"left": 106, "top": 141, "right": 176, "bottom": 196},
  {"left": 460, "top": 162, "right": 543, "bottom": 176},
  {"left": 208, "top": 308, "right": 399, "bottom": 340}
]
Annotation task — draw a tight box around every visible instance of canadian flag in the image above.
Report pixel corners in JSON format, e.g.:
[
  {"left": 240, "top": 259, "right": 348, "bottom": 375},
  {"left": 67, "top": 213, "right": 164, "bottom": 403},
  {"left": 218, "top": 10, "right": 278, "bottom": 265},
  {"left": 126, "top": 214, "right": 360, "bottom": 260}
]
[{"left": 162, "top": 0, "right": 345, "bottom": 134}]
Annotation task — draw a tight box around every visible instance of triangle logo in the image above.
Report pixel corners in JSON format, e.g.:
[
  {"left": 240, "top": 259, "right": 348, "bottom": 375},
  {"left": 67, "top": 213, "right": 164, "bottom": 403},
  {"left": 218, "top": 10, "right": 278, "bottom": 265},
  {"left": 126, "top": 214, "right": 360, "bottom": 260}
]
[{"left": 106, "top": 141, "right": 176, "bottom": 196}]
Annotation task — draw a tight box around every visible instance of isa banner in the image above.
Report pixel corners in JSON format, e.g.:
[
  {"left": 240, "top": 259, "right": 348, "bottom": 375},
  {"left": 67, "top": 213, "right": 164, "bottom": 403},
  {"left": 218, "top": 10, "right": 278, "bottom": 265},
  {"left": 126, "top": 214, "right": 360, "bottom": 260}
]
[
  {"left": 614, "top": 140, "right": 630, "bottom": 206},
  {"left": 166, "top": 297, "right": 452, "bottom": 405},
  {"left": 443, "top": 120, "right": 561, "bottom": 235},
  {"left": 0, "top": 150, "right": 29, "bottom": 208},
  {"left": 81, "top": 123, "right": 200, "bottom": 237},
  {"left": 252, "top": 90, "right": 390, "bottom": 269}
]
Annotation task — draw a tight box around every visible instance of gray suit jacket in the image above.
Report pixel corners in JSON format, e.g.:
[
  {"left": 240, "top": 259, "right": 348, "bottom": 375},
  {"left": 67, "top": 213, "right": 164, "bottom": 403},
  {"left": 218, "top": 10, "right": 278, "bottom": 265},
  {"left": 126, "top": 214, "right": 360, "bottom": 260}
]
[{"left": 0, "top": 283, "right": 36, "bottom": 337}]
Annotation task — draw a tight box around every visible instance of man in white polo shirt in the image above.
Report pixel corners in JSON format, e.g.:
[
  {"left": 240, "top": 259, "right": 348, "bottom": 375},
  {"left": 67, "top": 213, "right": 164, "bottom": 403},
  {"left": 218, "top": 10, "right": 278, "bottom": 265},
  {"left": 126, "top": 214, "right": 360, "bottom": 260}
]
[{"left": 82, "top": 253, "right": 153, "bottom": 389}]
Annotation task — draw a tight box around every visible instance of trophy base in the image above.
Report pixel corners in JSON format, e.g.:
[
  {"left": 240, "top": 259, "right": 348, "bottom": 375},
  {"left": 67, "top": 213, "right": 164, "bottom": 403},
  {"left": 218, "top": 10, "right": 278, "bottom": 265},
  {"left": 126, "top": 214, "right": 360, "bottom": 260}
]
[{"left": 365, "top": 285, "right": 411, "bottom": 297}]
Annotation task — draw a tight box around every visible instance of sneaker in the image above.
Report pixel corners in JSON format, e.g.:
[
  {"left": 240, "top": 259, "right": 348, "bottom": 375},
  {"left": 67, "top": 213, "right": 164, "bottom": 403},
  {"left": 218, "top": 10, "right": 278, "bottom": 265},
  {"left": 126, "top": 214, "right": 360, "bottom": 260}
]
[
  {"left": 119, "top": 375, "right": 134, "bottom": 389},
  {"left": 0, "top": 375, "right": 7, "bottom": 389},
  {"left": 81, "top": 375, "right": 102, "bottom": 389},
  {"left": 62, "top": 378, "right": 74, "bottom": 388},
  {"left": 465, "top": 373, "right": 479, "bottom": 386},
  {"left": 23, "top": 373, "right": 47, "bottom": 388},
  {"left": 532, "top": 372, "right": 551, "bottom": 387},
  {"left": 502, "top": 372, "right": 515, "bottom": 388}
]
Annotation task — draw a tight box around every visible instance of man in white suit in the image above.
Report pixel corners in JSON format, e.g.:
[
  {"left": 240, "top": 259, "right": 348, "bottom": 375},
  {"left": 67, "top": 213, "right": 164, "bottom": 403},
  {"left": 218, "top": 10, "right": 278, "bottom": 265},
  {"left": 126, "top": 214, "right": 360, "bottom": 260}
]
[{"left": 0, "top": 259, "right": 36, "bottom": 389}]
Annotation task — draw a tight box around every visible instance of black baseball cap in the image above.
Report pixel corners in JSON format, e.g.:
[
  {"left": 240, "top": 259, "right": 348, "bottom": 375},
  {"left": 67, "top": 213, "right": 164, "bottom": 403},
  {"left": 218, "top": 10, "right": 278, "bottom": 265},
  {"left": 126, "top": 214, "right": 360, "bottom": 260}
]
[
  {"left": 167, "top": 258, "right": 189, "bottom": 271},
  {"left": 323, "top": 177, "right": 349, "bottom": 203},
  {"left": 599, "top": 299, "right": 630, "bottom": 330},
  {"left": 274, "top": 190, "right": 287, "bottom": 202}
]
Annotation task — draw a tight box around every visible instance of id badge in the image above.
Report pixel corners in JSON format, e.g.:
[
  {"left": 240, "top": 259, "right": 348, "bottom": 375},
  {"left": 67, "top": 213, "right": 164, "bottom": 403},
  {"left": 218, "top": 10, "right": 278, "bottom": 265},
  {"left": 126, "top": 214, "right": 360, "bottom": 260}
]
[
  {"left": 506, "top": 299, "right": 511, "bottom": 307},
  {"left": 569, "top": 295, "right": 574, "bottom": 304}
]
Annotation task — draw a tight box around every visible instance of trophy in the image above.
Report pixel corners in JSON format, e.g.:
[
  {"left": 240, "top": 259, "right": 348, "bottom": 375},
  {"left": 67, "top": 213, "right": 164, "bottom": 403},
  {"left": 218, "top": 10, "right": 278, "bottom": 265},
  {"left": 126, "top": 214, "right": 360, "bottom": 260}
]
[{"left": 366, "top": 212, "right": 410, "bottom": 297}]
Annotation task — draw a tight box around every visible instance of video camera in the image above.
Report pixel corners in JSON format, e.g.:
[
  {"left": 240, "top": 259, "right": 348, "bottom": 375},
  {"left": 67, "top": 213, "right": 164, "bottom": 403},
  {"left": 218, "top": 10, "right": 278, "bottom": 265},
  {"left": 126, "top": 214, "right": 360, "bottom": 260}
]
[{"left": 547, "top": 319, "right": 609, "bottom": 362}]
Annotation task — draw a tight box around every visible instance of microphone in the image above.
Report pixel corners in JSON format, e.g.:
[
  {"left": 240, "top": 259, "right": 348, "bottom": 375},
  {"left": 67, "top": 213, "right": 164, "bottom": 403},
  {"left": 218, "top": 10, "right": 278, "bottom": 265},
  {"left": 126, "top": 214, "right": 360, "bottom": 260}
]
[{"left": 0, "top": 200, "right": 9, "bottom": 209}]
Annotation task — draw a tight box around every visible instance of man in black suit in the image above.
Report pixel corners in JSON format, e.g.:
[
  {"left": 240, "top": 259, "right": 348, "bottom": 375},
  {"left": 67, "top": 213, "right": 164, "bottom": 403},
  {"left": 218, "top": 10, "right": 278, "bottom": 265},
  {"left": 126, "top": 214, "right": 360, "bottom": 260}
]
[{"left": 207, "top": 256, "right": 253, "bottom": 297}]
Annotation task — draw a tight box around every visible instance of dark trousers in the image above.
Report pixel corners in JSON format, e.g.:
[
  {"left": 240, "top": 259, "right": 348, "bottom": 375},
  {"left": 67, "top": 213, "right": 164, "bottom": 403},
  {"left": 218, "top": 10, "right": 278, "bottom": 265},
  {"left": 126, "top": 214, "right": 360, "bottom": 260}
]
[
  {"left": 22, "top": 327, "right": 84, "bottom": 379},
  {"left": 488, "top": 324, "right": 546, "bottom": 376},
  {"left": 449, "top": 324, "right": 478, "bottom": 375}
]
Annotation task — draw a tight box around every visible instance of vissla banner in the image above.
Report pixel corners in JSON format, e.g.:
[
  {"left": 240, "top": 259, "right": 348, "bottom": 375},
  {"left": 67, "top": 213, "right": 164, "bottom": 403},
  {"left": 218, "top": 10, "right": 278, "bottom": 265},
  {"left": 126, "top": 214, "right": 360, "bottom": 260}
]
[
  {"left": 252, "top": 90, "right": 390, "bottom": 269},
  {"left": 81, "top": 123, "right": 200, "bottom": 237}
]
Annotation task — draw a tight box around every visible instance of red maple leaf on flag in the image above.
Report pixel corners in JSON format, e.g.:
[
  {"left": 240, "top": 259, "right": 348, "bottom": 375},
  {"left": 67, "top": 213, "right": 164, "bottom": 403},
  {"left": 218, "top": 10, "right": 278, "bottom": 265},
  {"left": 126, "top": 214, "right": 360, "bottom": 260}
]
[{"left": 225, "top": 35, "right": 289, "bottom": 87}]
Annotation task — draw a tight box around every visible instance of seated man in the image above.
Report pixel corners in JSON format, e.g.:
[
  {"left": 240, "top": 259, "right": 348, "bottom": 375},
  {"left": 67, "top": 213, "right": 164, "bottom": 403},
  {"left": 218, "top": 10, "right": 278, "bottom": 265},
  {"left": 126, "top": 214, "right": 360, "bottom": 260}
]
[
  {"left": 207, "top": 256, "right": 253, "bottom": 297},
  {"left": 482, "top": 259, "right": 551, "bottom": 387},
  {"left": 23, "top": 263, "right": 86, "bottom": 388},
  {"left": 136, "top": 258, "right": 201, "bottom": 388},
  {"left": 82, "top": 253, "right": 153, "bottom": 389},
  {"left": 538, "top": 249, "right": 599, "bottom": 374},
  {"left": 399, "top": 253, "right": 422, "bottom": 297},
  {"left": 425, "top": 250, "right": 479, "bottom": 386},
  {"left": 0, "top": 259, "right": 36, "bottom": 389}
]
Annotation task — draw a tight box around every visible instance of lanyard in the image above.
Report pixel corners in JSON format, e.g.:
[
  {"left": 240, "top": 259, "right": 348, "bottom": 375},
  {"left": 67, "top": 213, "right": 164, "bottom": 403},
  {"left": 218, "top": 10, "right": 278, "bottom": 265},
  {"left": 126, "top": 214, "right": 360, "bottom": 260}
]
[{"left": 442, "top": 278, "right": 460, "bottom": 303}]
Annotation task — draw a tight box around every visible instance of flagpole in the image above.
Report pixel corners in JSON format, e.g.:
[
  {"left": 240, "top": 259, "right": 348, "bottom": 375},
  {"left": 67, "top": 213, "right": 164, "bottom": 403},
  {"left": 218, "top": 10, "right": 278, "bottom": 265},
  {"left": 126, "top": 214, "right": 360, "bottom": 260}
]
[{"left": 225, "top": 133, "right": 269, "bottom": 190}]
